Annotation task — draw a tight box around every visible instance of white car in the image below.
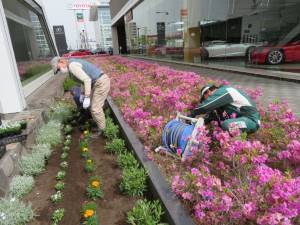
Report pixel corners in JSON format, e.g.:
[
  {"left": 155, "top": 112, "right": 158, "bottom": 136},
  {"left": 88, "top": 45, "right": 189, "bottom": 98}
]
[{"left": 201, "top": 40, "right": 261, "bottom": 59}]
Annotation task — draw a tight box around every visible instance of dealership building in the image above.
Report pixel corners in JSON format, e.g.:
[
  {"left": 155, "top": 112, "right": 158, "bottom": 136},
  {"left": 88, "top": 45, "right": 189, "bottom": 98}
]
[
  {"left": 110, "top": 0, "right": 300, "bottom": 73},
  {"left": 0, "top": 0, "right": 58, "bottom": 114}
]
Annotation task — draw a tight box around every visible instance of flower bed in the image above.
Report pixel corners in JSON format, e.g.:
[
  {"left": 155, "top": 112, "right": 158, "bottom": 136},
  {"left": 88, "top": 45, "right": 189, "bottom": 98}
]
[{"left": 88, "top": 56, "right": 300, "bottom": 225}]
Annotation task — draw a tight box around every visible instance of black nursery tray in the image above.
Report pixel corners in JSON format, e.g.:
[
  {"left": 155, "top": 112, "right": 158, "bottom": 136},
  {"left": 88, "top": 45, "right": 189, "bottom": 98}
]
[{"left": 0, "top": 131, "right": 27, "bottom": 146}]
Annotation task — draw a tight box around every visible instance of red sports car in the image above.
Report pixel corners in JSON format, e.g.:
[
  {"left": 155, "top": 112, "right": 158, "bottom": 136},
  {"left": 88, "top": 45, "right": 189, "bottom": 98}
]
[
  {"left": 63, "top": 49, "right": 92, "bottom": 58},
  {"left": 249, "top": 41, "right": 300, "bottom": 65}
]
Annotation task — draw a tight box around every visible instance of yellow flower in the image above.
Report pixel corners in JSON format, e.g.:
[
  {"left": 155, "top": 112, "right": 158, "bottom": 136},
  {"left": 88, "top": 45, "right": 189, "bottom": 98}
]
[
  {"left": 82, "top": 148, "right": 88, "bottom": 152},
  {"left": 86, "top": 159, "right": 92, "bottom": 164},
  {"left": 84, "top": 209, "right": 94, "bottom": 218},
  {"left": 91, "top": 180, "right": 100, "bottom": 188},
  {"left": 84, "top": 130, "right": 89, "bottom": 135}
]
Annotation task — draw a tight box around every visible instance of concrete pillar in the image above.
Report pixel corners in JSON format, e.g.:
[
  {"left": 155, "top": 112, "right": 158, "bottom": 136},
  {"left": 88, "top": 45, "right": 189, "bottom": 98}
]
[
  {"left": 111, "top": 25, "right": 119, "bottom": 54},
  {"left": 0, "top": 1, "right": 26, "bottom": 114}
]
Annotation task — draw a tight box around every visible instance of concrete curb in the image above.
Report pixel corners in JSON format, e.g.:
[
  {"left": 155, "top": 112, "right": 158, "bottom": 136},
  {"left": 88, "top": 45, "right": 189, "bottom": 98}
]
[
  {"left": 126, "top": 55, "right": 300, "bottom": 83},
  {"left": 107, "top": 97, "right": 196, "bottom": 225}
]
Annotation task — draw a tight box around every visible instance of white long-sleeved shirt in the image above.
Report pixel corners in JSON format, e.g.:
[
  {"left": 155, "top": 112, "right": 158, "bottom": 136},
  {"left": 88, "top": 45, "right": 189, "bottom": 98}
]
[{"left": 68, "top": 62, "right": 91, "bottom": 96}]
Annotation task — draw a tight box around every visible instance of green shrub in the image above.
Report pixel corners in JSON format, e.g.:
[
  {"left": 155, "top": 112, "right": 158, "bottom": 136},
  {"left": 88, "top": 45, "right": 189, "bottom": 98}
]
[
  {"left": 105, "top": 138, "right": 126, "bottom": 154},
  {"left": 48, "top": 101, "right": 75, "bottom": 124},
  {"left": 0, "top": 198, "right": 34, "bottom": 225},
  {"left": 36, "top": 121, "right": 62, "bottom": 147},
  {"left": 117, "top": 152, "right": 139, "bottom": 169},
  {"left": 120, "top": 166, "right": 147, "bottom": 196},
  {"left": 63, "top": 77, "right": 79, "bottom": 92},
  {"left": 19, "top": 152, "right": 45, "bottom": 176},
  {"left": 51, "top": 208, "right": 64, "bottom": 225},
  {"left": 127, "top": 199, "right": 164, "bottom": 225},
  {"left": 31, "top": 143, "right": 52, "bottom": 159},
  {"left": 103, "top": 117, "right": 119, "bottom": 140},
  {"left": 8, "top": 175, "right": 34, "bottom": 199}
]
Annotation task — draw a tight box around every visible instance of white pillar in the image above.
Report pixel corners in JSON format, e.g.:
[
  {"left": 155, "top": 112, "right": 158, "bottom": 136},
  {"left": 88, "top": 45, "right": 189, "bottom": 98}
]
[
  {"left": 111, "top": 25, "right": 119, "bottom": 54},
  {"left": 0, "top": 1, "right": 26, "bottom": 114}
]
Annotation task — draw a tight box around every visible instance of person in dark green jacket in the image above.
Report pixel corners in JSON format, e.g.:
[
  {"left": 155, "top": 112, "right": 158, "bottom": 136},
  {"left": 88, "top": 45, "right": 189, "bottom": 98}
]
[{"left": 189, "top": 84, "right": 260, "bottom": 133}]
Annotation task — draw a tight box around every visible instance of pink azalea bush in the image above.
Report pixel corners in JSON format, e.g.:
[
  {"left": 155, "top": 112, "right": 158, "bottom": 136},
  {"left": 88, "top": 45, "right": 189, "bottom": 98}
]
[{"left": 88, "top": 56, "right": 300, "bottom": 225}]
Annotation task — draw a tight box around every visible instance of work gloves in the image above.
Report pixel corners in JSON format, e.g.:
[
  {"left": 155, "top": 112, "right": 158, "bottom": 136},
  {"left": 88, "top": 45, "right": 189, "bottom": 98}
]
[{"left": 82, "top": 97, "right": 91, "bottom": 109}]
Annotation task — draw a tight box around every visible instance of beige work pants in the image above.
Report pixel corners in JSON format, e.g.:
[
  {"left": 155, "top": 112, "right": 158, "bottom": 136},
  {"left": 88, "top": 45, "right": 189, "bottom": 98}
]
[{"left": 91, "top": 74, "right": 110, "bottom": 130}]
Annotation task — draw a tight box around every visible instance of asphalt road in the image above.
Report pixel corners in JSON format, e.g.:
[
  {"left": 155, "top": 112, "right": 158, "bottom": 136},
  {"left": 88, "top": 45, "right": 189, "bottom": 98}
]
[{"left": 146, "top": 60, "right": 300, "bottom": 116}]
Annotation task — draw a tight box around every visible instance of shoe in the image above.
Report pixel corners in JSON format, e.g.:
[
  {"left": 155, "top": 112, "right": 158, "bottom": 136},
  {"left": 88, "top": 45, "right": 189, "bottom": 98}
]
[{"left": 90, "top": 130, "right": 103, "bottom": 139}]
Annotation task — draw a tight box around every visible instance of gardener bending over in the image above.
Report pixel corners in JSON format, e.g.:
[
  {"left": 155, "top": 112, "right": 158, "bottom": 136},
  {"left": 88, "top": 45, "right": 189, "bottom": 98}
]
[
  {"left": 51, "top": 57, "right": 110, "bottom": 135},
  {"left": 188, "top": 84, "right": 260, "bottom": 133}
]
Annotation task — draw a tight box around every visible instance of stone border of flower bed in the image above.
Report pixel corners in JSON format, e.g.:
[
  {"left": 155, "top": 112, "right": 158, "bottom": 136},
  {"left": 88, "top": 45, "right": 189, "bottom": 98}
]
[{"left": 106, "top": 97, "right": 195, "bottom": 225}]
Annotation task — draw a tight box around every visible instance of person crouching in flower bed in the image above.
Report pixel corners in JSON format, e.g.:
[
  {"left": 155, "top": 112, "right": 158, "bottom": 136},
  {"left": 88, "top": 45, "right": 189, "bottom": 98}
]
[
  {"left": 188, "top": 84, "right": 260, "bottom": 134},
  {"left": 51, "top": 57, "right": 110, "bottom": 136}
]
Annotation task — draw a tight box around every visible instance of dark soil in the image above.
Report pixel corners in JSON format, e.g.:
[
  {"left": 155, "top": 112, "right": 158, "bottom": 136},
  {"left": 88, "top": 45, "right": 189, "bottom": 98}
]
[{"left": 26, "top": 129, "right": 137, "bottom": 225}]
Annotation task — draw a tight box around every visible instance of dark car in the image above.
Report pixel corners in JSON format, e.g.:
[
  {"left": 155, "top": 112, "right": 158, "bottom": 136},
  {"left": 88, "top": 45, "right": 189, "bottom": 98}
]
[{"left": 92, "top": 48, "right": 107, "bottom": 55}]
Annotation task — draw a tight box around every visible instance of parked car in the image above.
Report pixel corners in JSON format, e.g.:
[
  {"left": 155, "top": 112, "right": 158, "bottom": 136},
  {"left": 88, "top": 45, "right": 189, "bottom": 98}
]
[
  {"left": 200, "top": 41, "right": 261, "bottom": 59},
  {"left": 91, "top": 48, "right": 106, "bottom": 55},
  {"left": 62, "top": 49, "right": 92, "bottom": 57},
  {"left": 249, "top": 41, "right": 300, "bottom": 65},
  {"left": 154, "top": 46, "right": 183, "bottom": 55}
]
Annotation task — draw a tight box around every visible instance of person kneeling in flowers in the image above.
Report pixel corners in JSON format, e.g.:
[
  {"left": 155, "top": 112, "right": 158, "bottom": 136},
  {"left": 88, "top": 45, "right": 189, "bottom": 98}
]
[
  {"left": 51, "top": 57, "right": 110, "bottom": 135},
  {"left": 188, "top": 84, "right": 260, "bottom": 134}
]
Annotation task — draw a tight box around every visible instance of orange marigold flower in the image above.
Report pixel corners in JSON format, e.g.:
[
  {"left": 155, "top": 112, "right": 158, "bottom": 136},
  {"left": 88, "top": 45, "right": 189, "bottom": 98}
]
[
  {"left": 91, "top": 180, "right": 100, "bottom": 188},
  {"left": 84, "top": 209, "right": 94, "bottom": 218}
]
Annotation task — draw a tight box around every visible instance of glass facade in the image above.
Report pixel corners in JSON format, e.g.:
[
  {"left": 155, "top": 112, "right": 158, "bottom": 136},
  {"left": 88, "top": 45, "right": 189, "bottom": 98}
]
[
  {"left": 2, "top": 0, "right": 56, "bottom": 85},
  {"left": 98, "top": 6, "right": 112, "bottom": 51},
  {"left": 125, "top": 0, "right": 300, "bottom": 73}
]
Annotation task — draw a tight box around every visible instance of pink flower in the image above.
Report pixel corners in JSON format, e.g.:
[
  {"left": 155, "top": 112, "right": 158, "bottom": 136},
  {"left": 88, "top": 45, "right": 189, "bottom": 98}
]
[{"left": 182, "top": 192, "right": 193, "bottom": 200}]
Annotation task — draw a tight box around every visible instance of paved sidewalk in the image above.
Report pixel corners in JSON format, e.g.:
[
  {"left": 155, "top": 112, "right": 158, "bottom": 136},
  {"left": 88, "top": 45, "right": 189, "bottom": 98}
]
[{"left": 137, "top": 59, "right": 300, "bottom": 116}]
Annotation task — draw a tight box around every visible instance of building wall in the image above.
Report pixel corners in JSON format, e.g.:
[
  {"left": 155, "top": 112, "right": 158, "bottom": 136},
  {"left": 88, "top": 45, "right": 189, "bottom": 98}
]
[{"left": 110, "top": 0, "right": 128, "bottom": 18}]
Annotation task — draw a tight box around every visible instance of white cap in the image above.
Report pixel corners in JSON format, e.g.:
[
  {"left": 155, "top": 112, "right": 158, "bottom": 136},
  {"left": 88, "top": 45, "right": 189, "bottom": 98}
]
[{"left": 50, "top": 56, "right": 60, "bottom": 74}]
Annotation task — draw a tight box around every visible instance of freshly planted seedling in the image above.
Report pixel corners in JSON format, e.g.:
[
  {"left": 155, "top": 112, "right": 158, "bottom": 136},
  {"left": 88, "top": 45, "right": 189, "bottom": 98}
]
[
  {"left": 105, "top": 138, "right": 126, "bottom": 155},
  {"left": 56, "top": 170, "right": 66, "bottom": 180},
  {"left": 81, "top": 202, "right": 99, "bottom": 225},
  {"left": 50, "top": 191, "right": 63, "bottom": 203},
  {"left": 86, "top": 176, "right": 103, "bottom": 200},
  {"left": 84, "top": 159, "right": 94, "bottom": 173},
  {"left": 60, "top": 161, "right": 68, "bottom": 169},
  {"left": 64, "top": 139, "right": 72, "bottom": 146},
  {"left": 63, "top": 146, "right": 70, "bottom": 152},
  {"left": 52, "top": 208, "right": 65, "bottom": 225},
  {"left": 55, "top": 181, "right": 65, "bottom": 191},
  {"left": 60, "top": 152, "right": 68, "bottom": 160},
  {"left": 66, "top": 134, "right": 72, "bottom": 140},
  {"left": 81, "top": 147, "right": 90, "bottom": 158},
  {"left": 64, "top": 124, "right": 73, "bottom": 135},
  {"left": 120, "top": 166, "right": 147, "bottom": 196}
]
